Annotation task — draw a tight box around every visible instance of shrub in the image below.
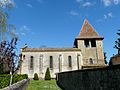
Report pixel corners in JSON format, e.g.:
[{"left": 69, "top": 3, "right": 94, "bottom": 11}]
[
  {"left": 33, "top": 73, "right": 39, "bottom": 80},
  {"left": 0, "top": 74, "right": 28, "bottom": 89},
  {"left": 0, "top": 74, "right": 10, "bottom": 89},
  {"left": 45, "top": 67, "right": 51, "bottom": 80},
  {"left": 12, "top": 74, "right": 28, "bottom": 84}
]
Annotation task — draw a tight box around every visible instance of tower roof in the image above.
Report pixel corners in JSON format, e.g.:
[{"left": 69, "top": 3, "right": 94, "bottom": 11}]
[{"left": 76, "top": 19, "right": 103, "bottom": 40}]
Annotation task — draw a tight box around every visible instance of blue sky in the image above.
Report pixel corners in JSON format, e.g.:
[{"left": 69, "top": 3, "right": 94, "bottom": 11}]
[{"left": 6, "top": 0, "right": 120, "bottom": 62}]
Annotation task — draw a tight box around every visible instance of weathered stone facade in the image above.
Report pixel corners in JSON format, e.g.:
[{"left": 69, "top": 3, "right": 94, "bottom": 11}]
[
  {"left": 19, "top": 19, "right": 106, "bottom": 79},
  {"left": 20, "top": 49, "right": 82, "bottom": 78}
]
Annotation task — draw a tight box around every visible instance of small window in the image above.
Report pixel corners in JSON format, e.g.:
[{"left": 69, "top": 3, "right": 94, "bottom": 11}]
[
  {"left": 23, "top": 55, "right": 25, "bottom": 60},
  {"left": 30, "top": 56, "right": 34, "bottom": 69},
  {"left": 89, "top": 58, "right": 93, "bottom": 64},
  {"left": 50, "top": 56, "right": 53, "bottom": 69},
  {"left": 84, "top": 40, "right": 90, "bottom": 47},
  {"left": 91, "top": 39, "right": 96, "bottom": 47},
  {"left": 68, "top": 56, "right": 72, "bottom": 67}
]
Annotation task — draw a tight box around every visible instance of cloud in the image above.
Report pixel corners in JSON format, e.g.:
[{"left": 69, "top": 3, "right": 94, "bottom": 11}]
[
  {"left": 20, "top": 25, "right": 30, "bottom": 31},
  {"left": 82, "top": 2, "right": 93, "bottom": 7},
  {"left": 108, "top": 12, "right": 113, "bottom": 17},
  {"left": 70, "top": 11, "right": 79, "bottom": 16},
  {"left": 104, "top": 12, "right": 113, "bottom": 19},
  {"left": 75, "top": 0, "right": 95, "bottom": 7},
  {"left": 114, "top": 0, "right": 120, "bottom": 4},
  {"left": 104, "top": 14, "right": 107, "bottom": 19},
  {"left": 26, "top": 3, "right": 33, "bottom": 8},
  {"left": 102, "top": 0, "right": 111, "bottom": 6},
  {"left": 102, "top": 0, "right": 120, "bottom": 6},
  {"left": 19, "top": 25, "right": 30, "bottom": 36}
]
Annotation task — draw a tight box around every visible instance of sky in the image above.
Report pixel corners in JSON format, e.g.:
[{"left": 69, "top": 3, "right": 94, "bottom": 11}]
[{"left": 3, "top": 0, "right": 120, "bottom": 62}]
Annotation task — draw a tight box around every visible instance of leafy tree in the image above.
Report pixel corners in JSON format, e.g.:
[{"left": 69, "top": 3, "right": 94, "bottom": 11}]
[
  {"left": 0, "top": 0, "right": 16, "bottom": 41},
  {"left": 0, "top": 0, "right": 18, "bottom": 86},
  {"left": 45, "top": 67, "right": 51, "bottom": 80},
  {"left": 114, "top": 30, "right": 120, "bottom": 55},
  {"left": 33, "top": 73, "right": 39, "bottom": 80}
]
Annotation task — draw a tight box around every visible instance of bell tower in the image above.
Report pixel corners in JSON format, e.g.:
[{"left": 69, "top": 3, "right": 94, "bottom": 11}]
[{"left": 74, "top": 19, "right": 106, "bottom": 69}]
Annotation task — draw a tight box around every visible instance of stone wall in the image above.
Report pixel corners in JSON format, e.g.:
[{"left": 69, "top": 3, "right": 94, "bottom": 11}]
[
  {"left": 57, "top": 65, "right": 120, "bottom": 90},
  {"left": 3, "top": 79, "right": 29, "bottom": 90}
]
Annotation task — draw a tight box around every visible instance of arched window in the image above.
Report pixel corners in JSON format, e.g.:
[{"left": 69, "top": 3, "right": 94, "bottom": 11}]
[
  {"left": 77, "top": 54, "right": 80, "bottom": 70},
  {"left": 89, "top": 58, "right": 93, "bottom": 64},
  {"left": 50, "top": 56, "right": 53, "bottom": 69},
  {"left": 58, "top": 54, "right": 62, "bottom": 72},
  {"left": 39, "top": 55, "right": 43, "bottom": 71},
  {"left": 68, "top": 56, "right": 72, "bottom": 68},
  {"left": 30, "top": 56, "right": 34, "bottom": 69},
  {"left": 23, "top": 55, "right": 25, "bottom": 60}
]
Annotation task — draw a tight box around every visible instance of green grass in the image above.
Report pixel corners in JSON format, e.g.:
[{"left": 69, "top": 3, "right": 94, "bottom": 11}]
[{"left": 27, "top": 80, "right": 61, "bottom": 90}]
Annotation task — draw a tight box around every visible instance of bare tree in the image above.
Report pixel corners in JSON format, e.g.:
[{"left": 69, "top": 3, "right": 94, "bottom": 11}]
[{"left": 114, "top": 30, "right": 120, "bottom": 55}]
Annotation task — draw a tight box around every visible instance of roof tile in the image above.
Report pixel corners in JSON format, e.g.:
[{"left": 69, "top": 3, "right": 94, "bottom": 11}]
[{"left": 76, "top": 19, "right": 103, "bottom": 39}]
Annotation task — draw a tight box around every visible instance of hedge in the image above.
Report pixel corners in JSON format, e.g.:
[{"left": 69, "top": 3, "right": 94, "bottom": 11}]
[{"left": 0, "top": 74, "right": 28, "bottom": 89}]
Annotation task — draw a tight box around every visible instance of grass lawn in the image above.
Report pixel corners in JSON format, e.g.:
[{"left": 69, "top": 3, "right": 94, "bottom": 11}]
[{"left": 27, "top": 80, "right": 61, "bottom": 90}]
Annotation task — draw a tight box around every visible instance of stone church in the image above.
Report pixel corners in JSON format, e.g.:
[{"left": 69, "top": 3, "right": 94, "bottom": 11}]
[{"left": 19, "top": 19, "right": 106, "bottom": 79}]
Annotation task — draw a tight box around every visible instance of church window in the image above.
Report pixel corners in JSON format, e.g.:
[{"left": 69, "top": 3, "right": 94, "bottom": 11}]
[
  {"left": 58, "top": 54, "right": 62, "bottom": 72},
  {"left": 84, "top": 40, "right": 90, "bottom": 47},
  {"left": 68, "top": 56, "right": 72, "bottom": 68},
  {"left": 91, "top": 39, "right": 96, "bottom": 47},
  {"left": 77, "top": 54, "right": 80, "bottom": 70},
  {"left": 89, "top": 58, "right": 93, "bottom": 64},
  {"left": 23, "top": 55, "right": 25, "bottom": 60},
  {"left": 39, "top": 55, "right": 43, "bottom": 71},
  {"left": 50, "top": 56, "right": 53, "bottom": 69},
  {"left": 84, "top": 39, "right": 96, "bottom": 48},
  {"left": 30, "top": 56, "right": 34, "bottom": 69}
]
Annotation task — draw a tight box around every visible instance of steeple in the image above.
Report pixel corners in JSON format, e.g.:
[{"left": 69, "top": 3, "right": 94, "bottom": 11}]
[
  {"left": 76, "top": 19, "right": 103, "bottom": 40},
  {"left": 74, "top": 19, "right": 105, "bottom": 68}
]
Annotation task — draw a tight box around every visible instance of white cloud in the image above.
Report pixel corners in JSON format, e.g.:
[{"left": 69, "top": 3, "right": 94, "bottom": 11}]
[
  {"left": 108, "top": 12, "right": 113, "bottom": 17},
  {"left": 102, "top": 0, "right": 120, "bottom": 6},
  {"left": 114, "top": 0, "right": 120, "bottom": 4},
  {"left": 75, "top": 0, "right": 95, "bottom": 7},
  {"left": 19, "top": 25, "right": 30, "bottom": 36},
  {"left": 70, "top": 11, "right": 79, "bottom": 16},
  {"left": 26, "top": 3, "right": 33, "bottom": 8},
  {"left": 102, "top": 0, "right": 111, "bottom": 6},
  {"left": 104, "top": 12, "right": 113, "bottom": 19},
  {"left": 104, "top": 14, "right": 107, "bottom": 19},
  {"left": 20, "top": 25, "right": 30, "bottom": 31},
  {"left": 82, "top": 2, "right": 92, "bottom": 7}
]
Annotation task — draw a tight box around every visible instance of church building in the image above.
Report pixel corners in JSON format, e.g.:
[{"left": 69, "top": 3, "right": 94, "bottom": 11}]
[{"left": 19, "top": 19, "right": 106, "bottom": 79}]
